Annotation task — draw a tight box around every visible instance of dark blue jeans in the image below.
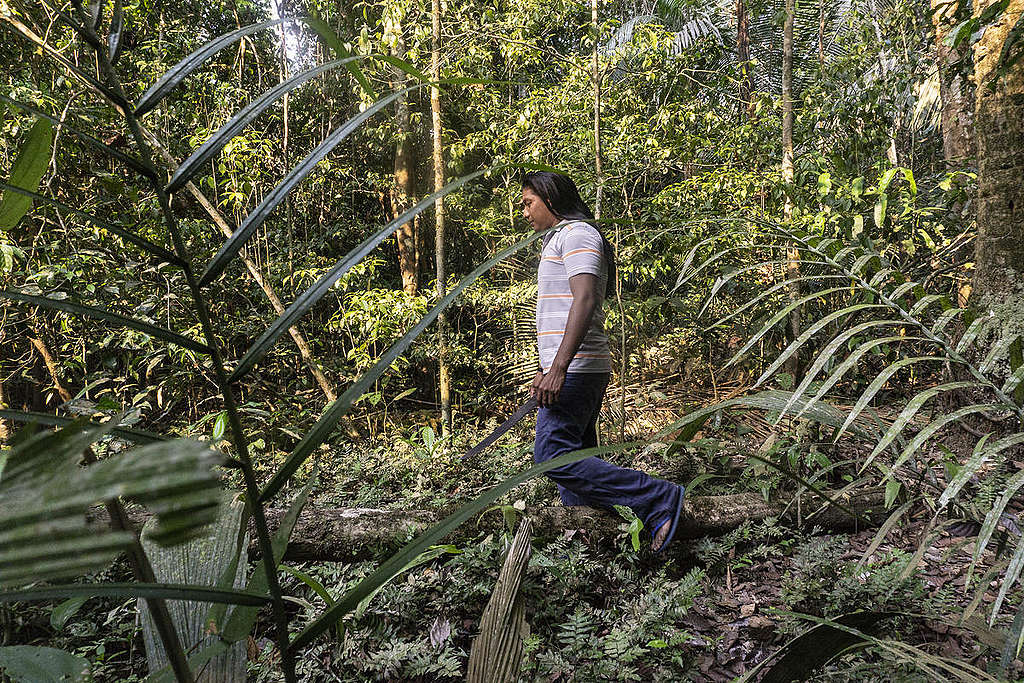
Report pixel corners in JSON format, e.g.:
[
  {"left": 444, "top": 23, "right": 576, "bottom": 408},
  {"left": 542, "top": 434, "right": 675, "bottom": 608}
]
[{"left": 533, "top": 372, "right": 677, "bottom": 531}]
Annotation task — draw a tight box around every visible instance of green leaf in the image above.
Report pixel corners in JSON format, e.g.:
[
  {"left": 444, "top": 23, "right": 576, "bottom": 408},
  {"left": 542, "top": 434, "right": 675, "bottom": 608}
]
[
  {"left": 108, "top": 0, "right": 125, "bottom": 64},
  {"left": 708, "top": 274, "right": 848, "bottom": 328},
  {"left": 887, "top": 404, "right": 1005, "bottom": 482},
  {"left": 991, "top": 532, "right": 1024, "bottom": 624},
  {"left": 229, "top": 165, "right": 498, "bottom": 382},
  {"left": 0, "top": 183, "right": 181, "bottom": 265},
  {"left": 778, "top": 321, "right": 903, "bottom": 421},
  {"left": 0, "top": 409, "right": 166, "bottom": 444},
  {"left": 258, "top": 226, "right": 549, "bottom": 502},
  {"left": 835, "top": 356, "right": 946, "bottom": 440},
  {"left": 0, "top": 584, "right": 268, "bottom": 605},
  {"left": 199, "top": 85, "right": 426, "bottom": 286},
  {"left": 723, "top": 288, "right": 852, "bottom": 369},
  {"left": 221, "top": 473, "right": 316, "bottom": 643},
  {"left": 0, "top": 646, "right": 88, "bottom": 682},
  {"left": 884, "top": 479, "right": 901, "bottom": 509},
  {"left": 0, "top": 422, "right": 224, "bottom": 586},
  {"left": 136, "top": 19, "right": 291, "bottom": 116},
  {"left": 300, "top": 15, "right": 376, "bottom": 98},
  {"left": 865, "top": 381, "right": 981, "bottom": 466},
  {"left": 0, "top": 290, "right": 210, "bottom": 354},
  {"left": 167, "top": 57, "right": 365, "bottom": 194},
  {"left": 49, "top": 597, "right": 89, "bottom": 631},
  {"left": 857, "top": 500, "right": 914, "bottom": 569},
  {"left": 0, "top": 118, "right": 53, "bottom": 230},
  {"left": 758, "top": 303, "right": 888, "bottom": 391},
  {"left": 211, "top": 412, "right": 228, "bottom": 441},
  {"left": 288, "top": 440, "right": 639, "bottom": 652},
  {"left": 352, "top": 545, "right": 459, "bottom": 619}
]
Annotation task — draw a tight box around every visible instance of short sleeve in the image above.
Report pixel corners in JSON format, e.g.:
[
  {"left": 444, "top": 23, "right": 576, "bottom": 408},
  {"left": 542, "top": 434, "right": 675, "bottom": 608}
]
[{"left": 561, "top": 222, "right": 605, "bottom": 278}]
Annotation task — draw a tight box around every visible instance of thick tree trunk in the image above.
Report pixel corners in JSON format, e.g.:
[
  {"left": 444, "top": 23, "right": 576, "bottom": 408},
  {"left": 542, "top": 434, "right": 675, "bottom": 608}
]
[
  {"left": 92, "top": 490, "right": 887, "bottom": 563},
  {"left": 432, "top": 0, "right": 453, "bottom": 436},
  {"left": 932, "top": 0, "right": 976, "bottom": 166},
  {"left": 971, "top": 0, "right": 1024, "bottom": 305},
  {"left": 391, "top": 21, "right": 418, "bottom": 295}
]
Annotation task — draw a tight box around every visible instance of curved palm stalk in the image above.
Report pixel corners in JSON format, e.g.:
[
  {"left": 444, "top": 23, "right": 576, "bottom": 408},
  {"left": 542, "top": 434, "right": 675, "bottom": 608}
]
[
  {"left": 756, "top": 303, "right": 889, "bottom": 389},
  {"left": 866, "top": 382, "right": 982, "bottom": 462},
  {"left": 166, "top": 57, "right": 365, "bottom": 193},
  {"left": 0, "top": 290, "right": 210, "bottom": 354},
  {"left": 777, "top": 321, "right": 905, "bottom": 420},
  {"left": 0, "top": 183, "right": 181, "bottom": 265},
  {"left": 198, "top": 85, "right": 423, "bottom": 286},
  {"left": 135, "top": 19, "right": 289, "bottom": 115},
  {"left": 228, "top": 166, "right": 500, "bottom": 383},
  {"left": 64, "top": 8, "right": 298, "bottom": 678},
  {"left": 723, "top": 287, "right": 851, "bottom": 369},
  {"left": 710, "top": 274, "right": 848, "bottom": 328}
]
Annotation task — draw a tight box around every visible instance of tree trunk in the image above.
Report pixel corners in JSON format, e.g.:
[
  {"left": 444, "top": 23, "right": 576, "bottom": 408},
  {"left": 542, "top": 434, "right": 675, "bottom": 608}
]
[
  {"left": 971, "top": 0, "right": 1024, "bottom": 306},
  {"left": 737, "top": 0, "right": 754, "bottom": 117},
  {"left": 932, "top": 0, "right": 976, "bottom": 165},
  {"left": 432, "top": 0, "right": 453, "bottom": 436},
  {"left": 29, "top": 333, "right": 71, "bottom": 402},
  {"left": 592, "top": 0, "right": 604, "bottom": 218},
  {"left": 782, "top": 0, "right": 801, "bottom": 380},
  {"left": 391, "top": 19, "right": 418, "bottom": 295},
  {"left": 92, "top": 489, "right": 888, "bottom": 563}
]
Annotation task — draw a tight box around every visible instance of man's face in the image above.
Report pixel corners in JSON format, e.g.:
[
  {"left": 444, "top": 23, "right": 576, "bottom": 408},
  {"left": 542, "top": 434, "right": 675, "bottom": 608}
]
[{"left": 521, "top": 187, "right": 558, "bottom": 232}]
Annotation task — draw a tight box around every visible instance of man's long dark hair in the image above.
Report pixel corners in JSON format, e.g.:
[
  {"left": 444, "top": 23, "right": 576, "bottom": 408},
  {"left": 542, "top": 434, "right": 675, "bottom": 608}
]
[{"left": 521, "top": 171, "right": 616, "bottom": 295}]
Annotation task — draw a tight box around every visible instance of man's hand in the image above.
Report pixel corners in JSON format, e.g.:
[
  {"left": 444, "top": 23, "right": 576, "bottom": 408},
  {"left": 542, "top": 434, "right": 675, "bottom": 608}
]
[{"left": 531, "top": 367, "right": 567, "bottom": 407}]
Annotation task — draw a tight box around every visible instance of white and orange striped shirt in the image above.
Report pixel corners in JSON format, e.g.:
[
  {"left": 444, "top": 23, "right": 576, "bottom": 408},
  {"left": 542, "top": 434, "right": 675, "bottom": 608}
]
[{"left": 536, "top": 219, "right": 611, "bottom": 373}]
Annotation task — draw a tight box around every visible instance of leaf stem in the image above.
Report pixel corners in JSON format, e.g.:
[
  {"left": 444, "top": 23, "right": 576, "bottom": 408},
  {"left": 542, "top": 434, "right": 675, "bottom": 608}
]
[{"left": 67, "top": 4, "right": 297, "bottom": 680}]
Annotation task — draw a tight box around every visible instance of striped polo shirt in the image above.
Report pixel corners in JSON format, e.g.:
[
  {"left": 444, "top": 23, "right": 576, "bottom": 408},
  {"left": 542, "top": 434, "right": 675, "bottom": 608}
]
[{"left": 536, "top": 219, "right": 611, "bottom": 373}]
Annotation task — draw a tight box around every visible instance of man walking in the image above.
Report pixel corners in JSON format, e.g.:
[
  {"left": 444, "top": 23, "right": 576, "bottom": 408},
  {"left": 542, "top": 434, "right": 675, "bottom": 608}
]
[{"left": 521, "top": 171, "right": 685, "bottom": 553}]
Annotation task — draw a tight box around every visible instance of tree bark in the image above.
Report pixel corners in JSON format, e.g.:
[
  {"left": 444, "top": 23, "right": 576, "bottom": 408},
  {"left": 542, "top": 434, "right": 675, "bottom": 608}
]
[
  {"left": 29, "top": 333, "right": 72, "bottom": 402},
  {"left": 932, "top": 0, "right": 976, "bottom": 165},
  {"left": 432, "top": 0, "right": 453, "bottom": 436},
  {"left": 737, "top": 0, "right": 754, "bottom": 118},
  {"left": 971, "top": 0, "right": 1024, "bottom": 306},
  {"left": 391, "top": 19, "right": 418, "bottom": 295},
  {"left": 91, "top": 490, "right": 887, "bottom": 563},
  {"left": 782, "top": 0, "right": 802, "bottom": 380}
]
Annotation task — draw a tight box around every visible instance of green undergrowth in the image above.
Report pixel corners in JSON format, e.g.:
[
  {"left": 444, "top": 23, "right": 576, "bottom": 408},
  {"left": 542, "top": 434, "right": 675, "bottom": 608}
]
[{"left": 8, "top": 513, "right": 1006, "bottom": 681}]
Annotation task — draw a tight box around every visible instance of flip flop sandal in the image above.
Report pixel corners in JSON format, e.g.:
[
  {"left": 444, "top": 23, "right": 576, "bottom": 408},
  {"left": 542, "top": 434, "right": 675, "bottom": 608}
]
[{"left": 652, "top": 483, "right": 686, "bottom": 555}]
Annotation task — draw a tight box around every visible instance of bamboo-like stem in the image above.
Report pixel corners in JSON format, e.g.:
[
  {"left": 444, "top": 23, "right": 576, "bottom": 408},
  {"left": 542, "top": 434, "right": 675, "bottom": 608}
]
[
  {"left": 65, "top": 5, "right": 297, "bottom": 680},
  {"left": 432, "top": 0, "right": 452, "bottom": 436}
]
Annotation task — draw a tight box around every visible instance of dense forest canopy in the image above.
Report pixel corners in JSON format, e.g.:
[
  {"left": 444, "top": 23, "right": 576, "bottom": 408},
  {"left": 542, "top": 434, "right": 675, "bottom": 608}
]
[{"left": 0, "top": 0, "right": 1023, "bottom": 680}]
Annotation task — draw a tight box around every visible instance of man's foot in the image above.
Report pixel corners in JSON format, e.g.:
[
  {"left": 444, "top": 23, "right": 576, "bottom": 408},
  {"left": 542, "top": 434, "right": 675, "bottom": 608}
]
[{"left": 650, "top": 484, "right": 685, "bottom": 554}]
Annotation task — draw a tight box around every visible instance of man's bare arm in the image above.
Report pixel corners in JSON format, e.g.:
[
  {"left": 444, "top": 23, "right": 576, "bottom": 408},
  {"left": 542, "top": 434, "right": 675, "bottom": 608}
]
[{"left": 532, "top": 273, "right": 600, "bottom": 406}]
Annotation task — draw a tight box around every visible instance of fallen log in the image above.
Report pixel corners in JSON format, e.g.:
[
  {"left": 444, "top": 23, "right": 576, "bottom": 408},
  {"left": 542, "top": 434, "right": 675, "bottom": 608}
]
[{"left": 90, "top": 488, "right": 887, "bottom": 563}]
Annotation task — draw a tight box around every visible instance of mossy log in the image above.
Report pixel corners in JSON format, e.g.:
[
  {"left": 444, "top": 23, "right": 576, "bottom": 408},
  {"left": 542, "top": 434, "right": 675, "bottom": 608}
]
[{"left": 92, "top": 489, "right": 887, "bottom": 563}]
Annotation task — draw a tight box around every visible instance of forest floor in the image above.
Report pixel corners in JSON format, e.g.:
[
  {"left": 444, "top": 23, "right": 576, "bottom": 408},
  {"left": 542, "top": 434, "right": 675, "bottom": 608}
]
[{"left": 12, "top": 388, "right": 1024, "bottom": 681}]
